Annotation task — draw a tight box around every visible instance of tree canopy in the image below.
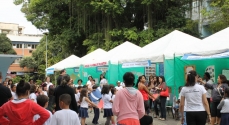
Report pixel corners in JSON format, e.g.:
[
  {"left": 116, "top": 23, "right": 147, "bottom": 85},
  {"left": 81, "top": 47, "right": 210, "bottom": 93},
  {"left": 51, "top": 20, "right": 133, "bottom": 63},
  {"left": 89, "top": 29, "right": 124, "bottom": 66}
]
[{"left": 0, "top": 34, "right": 16, "bottom": 54}]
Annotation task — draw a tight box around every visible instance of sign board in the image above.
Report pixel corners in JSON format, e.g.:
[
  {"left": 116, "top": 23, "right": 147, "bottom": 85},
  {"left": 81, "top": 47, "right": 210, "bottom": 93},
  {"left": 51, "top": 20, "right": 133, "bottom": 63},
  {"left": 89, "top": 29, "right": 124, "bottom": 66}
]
[
  {"left": 84, "top": 62, "right": 107, "bottom": 67},
  {"left": 74, "top": 67, "right": 79, "bottom": 73},
  {"left": 182, "top": 51, "right": 229, "bottom": 60},
  {"left": 122, "top": 60, "right": 151, "bottom": 68},
  {"left": 46, "top": 68, "right": 54, "bottom": 75},
  {"left": 96, "top": 66, "right": 108, "bottom": 72}
]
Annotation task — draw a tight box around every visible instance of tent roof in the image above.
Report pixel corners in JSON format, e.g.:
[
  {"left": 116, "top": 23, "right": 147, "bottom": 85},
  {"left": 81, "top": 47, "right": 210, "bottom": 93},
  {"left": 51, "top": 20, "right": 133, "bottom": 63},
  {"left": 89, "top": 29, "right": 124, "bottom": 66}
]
[
  {"left": 93, "top": 41, "right": 142, "bottom": 64},
  {"left": 191, "top": 27, "right": 229, "bottom": 55},
  {"left": 81, "top": 48, "right": 107, "bottom": 65},
  {"left": 119, "top": 30, "right": 201, "bottom": 63},
  {"left": 46, "top": 55, "right": 80, "bottom": 71}
]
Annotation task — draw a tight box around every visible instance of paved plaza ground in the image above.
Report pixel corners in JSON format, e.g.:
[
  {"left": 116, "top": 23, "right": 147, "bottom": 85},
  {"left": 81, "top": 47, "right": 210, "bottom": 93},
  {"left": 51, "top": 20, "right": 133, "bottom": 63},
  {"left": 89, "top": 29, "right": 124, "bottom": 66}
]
[{"left": 85, "top": 110, "right": 181, "bottom": 125}]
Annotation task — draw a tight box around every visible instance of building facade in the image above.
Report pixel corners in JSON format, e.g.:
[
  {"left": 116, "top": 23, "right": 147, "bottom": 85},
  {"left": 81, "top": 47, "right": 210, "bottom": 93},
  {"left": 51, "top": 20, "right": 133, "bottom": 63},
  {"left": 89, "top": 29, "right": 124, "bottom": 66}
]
[{"left": 0, "top": 22, "right": 42, "bottom": 75}]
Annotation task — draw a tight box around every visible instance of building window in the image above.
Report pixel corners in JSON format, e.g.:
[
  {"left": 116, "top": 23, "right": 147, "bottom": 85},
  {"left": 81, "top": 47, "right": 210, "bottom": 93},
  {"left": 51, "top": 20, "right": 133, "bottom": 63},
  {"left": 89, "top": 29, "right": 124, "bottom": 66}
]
[
  {"left": 16, "top": 44, "right": 22, "bottom": 48},
  {"left": 24, "top": 44, "right": 28, "bottom": 48},
  {"left": 13, "top": 44, "right": 16, "bottom": 46},
  {"left": 31, "top": 44, "right": 37, "bottom": 49},
  {"left": 29, "top": 50, "right": 33, "bottom": 53},
  {"left": 14, "top": 58, "right": 21, "bottom": 63}
]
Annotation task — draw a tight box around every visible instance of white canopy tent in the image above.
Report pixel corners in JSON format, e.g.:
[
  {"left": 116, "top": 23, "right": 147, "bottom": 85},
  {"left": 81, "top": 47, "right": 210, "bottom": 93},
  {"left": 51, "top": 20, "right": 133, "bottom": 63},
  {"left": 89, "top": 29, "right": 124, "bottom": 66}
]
[
  {"left": 46, "top": 55, "right": 81, "bottom": 71},
  {"left": 90, "top": 41, "right": 142, "bottom": 65},
  {"left": 119, "top": 30, "right": 201, "bottom": 63},
  {"left": 189, "top": 27, "right": 229, "bottom": 55},
  {"left": 81, "top": 48, "right": 107, "bottom": 66}
]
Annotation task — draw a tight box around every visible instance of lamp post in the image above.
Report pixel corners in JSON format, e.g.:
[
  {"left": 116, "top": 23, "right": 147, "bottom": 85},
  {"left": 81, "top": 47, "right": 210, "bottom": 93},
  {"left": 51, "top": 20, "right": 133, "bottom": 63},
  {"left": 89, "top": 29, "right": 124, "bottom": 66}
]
[{"left": 43, "top": 32, "right": 49, "bottom": 76}]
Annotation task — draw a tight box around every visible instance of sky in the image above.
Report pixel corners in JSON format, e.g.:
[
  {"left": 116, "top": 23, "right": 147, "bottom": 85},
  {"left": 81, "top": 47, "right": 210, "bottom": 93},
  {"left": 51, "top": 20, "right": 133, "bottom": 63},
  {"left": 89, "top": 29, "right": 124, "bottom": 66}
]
[{"left": 0, "top": 0, "right": 43, "bottom": 34}]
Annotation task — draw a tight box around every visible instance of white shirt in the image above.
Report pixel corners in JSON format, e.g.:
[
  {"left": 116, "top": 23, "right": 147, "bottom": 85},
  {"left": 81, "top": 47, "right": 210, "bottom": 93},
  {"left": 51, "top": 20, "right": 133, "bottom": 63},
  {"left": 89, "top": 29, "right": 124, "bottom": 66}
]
[
  {"left": 100, "top": 79, "right": 107, "bottom": 87},
  {"left": 102, "top": 94, "right": 112, "bottom": 109},
  {"left": 50, "top": 109, "right": 80, "bottom": 125},
  {"left": 46, "top": 82, "right": 53, "bottom": 90},
  {"left": 80, "top": 97, "right": 88, "bottom": 108},
  {"left": 115, "top": 86, "right": 123, "bottom": 91},
  {"left": 29, "top": 93, "right": 37, "bottom": 103},
  {"left": 109, "top": 91, "right": 112, "bottom": 97},
  {"left": 87, "top": 80, "right": 92, "bottom": 86},
  {"left": 75, "top": 93, "right": 80, "bottom": 103},
  {"left": 43, "top": 91, "right": 48, "bottom": 96},
  {"left": 112, "top": 95, "right": 115, "bottom": 102},
  {"left": 120, "top": 82, "right": 125, "bottom": 87},
  {"left": 180, "top": 84, "right": 207, "bottom": 111},
  {"left": 11, "top": 91, "right": 18, "bottom": 100},
  {"left": 205, "top": 80, "right": 213, "bottom": 98},
  {"left": 33, "top": 109, "right": 52, "bottom": 125}
]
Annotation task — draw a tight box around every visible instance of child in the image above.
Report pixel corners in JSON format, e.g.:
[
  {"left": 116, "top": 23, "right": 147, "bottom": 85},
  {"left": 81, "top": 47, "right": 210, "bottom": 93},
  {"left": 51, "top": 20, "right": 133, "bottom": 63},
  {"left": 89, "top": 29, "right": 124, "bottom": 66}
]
[
  {"left": 102, "top": 85, "right": 114, "bottom": 125},
  {"left": 29, "top": 84, "right": 37, "bottom": 103},
  {"left": 115, "top": 81, "right": 123, "bottom": 91},
  {"left": 79, "top": 88, "right": 98, "bottom": 125},
  {"left": 50, "top": 94, "right": 81, "bottom": 125},
  {"left": 217, "top": 87, "right": 229, "bottom": 125},
  {"left": 140, "top": 101, "right": 153, "bottom": 125},
  {"left": 111, "top": 88, "right": 117, "bottom": 124},
  {"left": 174, "top": 86, "right": 183, "bottom": 120},
  {"left": 90, "top": 85, "right": 101, "bottom": 125},
  {"left": 34, "top": 95, "right": 52, "bottom": 125},
  {"left": 0, "top": 80, "right": 50, "bottom": 125},
  {"left": 41, "top": 83, "right": 48, "bottom": 96},
  {"left": 75, "top": 86, "right": 82, "bottom": 111},
  {"left": 11, "top": 84, "right": 17, "bottom": 99}
]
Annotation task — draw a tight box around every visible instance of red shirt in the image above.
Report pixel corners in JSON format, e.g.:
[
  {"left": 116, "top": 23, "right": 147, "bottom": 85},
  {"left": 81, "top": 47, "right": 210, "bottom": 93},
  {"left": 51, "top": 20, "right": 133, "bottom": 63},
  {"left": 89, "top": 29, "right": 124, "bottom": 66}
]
[{"left": 0, "top": 99, "right": 50, "bottom": 125}]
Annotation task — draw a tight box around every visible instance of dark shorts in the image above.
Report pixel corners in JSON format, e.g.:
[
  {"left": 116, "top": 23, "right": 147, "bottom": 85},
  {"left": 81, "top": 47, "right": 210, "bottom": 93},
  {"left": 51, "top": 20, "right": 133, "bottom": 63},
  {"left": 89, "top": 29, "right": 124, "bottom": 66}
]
[{"left": 211, "top": 101, "right": 221, "bottom": 118}]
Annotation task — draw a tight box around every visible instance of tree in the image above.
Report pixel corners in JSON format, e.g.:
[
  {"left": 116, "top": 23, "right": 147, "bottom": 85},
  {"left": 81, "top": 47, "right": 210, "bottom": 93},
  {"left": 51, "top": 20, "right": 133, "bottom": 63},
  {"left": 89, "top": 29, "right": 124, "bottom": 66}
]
[
  {"left": 19, "top": 56, "right": 38, "bottom": 70},
  {"left": 0, "top": 34, "right": 16, "bottom": 54},
  {"left": 202, "top": 0, "right": 229, "bottom": 32}
]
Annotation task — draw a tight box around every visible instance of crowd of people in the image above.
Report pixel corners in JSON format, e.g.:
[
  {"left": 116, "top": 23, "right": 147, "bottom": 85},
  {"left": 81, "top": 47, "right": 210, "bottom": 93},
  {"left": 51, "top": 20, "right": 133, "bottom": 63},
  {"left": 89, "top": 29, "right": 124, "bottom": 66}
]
[{"left": 1, "top": 68, "right": 229, "bottom": 125}]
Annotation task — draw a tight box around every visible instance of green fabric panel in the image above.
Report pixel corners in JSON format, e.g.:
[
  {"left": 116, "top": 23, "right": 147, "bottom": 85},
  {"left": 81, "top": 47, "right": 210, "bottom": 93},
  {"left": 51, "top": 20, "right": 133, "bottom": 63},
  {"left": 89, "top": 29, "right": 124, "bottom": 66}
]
[
  {"left": 107, "top": 63, "right": 119, "bottom": 85},
  {"left": 118, "top": 64, "right": 145, "bottom": 85},
  {"left": 164, "top": 59, "right": 177, "bottom": 97},
  {"left": 156, "top": 63, "right": 160, "bottom": 76},
  {"left": 65, "top": 67, "right": 80, "bottom": 85},
  {"left": 174, "top": 57, "right": 229, "bottom": 89},
  {"left": 81, "top": 66, "right": 104, "bottom": 85}
]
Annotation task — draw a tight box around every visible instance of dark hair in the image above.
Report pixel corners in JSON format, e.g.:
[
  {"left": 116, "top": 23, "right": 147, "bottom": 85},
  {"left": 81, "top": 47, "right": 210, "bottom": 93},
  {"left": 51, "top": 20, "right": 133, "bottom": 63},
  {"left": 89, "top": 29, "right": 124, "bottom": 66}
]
[
  {"left": 77, "top": 79, "right": 83, "bottom": 83},
  {"left": 88, "top": 76, "right": 93, "bottom": 80},
  {"left": 59, "top": 94, "right": 71, "bottom": 105},
  {"left": 123, "top": 72, "right": 135, "bottom": 87},
  {"left": 219, "top": 74, "right": 227, "bottom": 83},
  {"left": 154, "top": 76, "right": 159, "bottom": 85},
  {"left": 11, "top": 84, "right": 16, "bottom": 89},
  {"left": 0, "top": 71, "right": 2, "bottom": 79},
  {"left": 60, "top": 69, "right": 65, "bottom": 74},
  {"left": 92, "top": 79, "right": 95, "bottom": 82},
  {"left": 135, "top": 75, "right": 146, "bottom": 87},
  {"left": 226, "top": 80, "right": 229, "bottom": 86},
  {"left": 179, "top": 86, "right": 183, "bottom": 90},
  {"left": 77, "top": 86, "right": 82, "bottom": 90},
  {"left": 42, "top": 83, "right": 47, "bottom": 91},
  {"left": 186, "top": 70, "right": 197, "bottom": 86},
  {"left": 159, "top": 76, "right": 165, "bottom": 83},
  {"left": 16, "top": 80, "right": 31, "bottom": 96},
  {"left": 92, "top": 85, "right": 98, "bottom": 89},
  {"left": 99, "top": 74, "right": 105, "bottom": 82},
  {"left": 29, "top": 79, "right": 33, "bottom": 82},
  {"left": 111, "top": 88, "right": 116, "bottom": 95},
  {"left": 61, "top": 74, "right": 70, "bottom": 86},
  {"left": 204, "top": 72, "right": 211, "bottom": 79},
  {"left": 45, "top": 76, "right": 51, "bottom": 82},
  {"left": 224, "top": 87, "right": 229, "bottom": 97},
  {"left": 8, "top": 79, "right": 13, "bottom": 85},
  {"left": 48, "top": 86, "right": 55, "bottom": 97},
  {"left": 37, "top": 95, "right": 49, "bottom": 107},
  {"left": 101, "top": 85, "right": 109, "bottom": 95},
  {"left": 83, "top": 85, "right": 87, "bottom": 88},
  {"left": 144, "top": 101, "right": 150, "bottom": 111},
  {"left": 79, "top": 88, "right": 87, "bottom": 102},
  {"left": 30, "top": 84, "right": 36, "bottom": 93},
  {"left": 109, "top": 84, "right": 115, "bottom": 90}
]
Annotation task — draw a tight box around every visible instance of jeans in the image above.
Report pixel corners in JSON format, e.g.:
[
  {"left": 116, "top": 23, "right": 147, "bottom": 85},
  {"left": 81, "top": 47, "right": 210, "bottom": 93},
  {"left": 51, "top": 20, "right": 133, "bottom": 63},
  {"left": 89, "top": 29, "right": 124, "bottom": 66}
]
[
  {"left": 92, "top": 107, "right": 100, "bottom": 124},
  {"left": 154, "top": 100, "right": 160, "bottom": 116},
  {"left": 160, "top": 96, "right": 167, "bottom": 119},
  {"left": 183, "top": 112, "right": 187, "bottom": 125}
]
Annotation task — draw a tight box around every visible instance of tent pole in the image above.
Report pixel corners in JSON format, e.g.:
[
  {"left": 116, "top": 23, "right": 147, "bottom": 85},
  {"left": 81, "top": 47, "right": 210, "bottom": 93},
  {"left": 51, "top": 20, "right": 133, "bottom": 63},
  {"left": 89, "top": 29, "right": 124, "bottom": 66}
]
[{"left": 174, "top": 53, "right": 176, "bottom": 97}]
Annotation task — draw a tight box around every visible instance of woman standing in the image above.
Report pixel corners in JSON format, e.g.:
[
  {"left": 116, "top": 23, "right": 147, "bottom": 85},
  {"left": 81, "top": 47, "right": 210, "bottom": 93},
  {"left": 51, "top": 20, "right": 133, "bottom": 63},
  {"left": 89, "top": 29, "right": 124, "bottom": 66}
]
[
  {"left": 151, "top": 76, "right": 160, "bottom": 118},
  {"left": 45, "top": 77, "right": 53, "bottom": 91},
  {"left": 203, "top": 74, "right": 228, "bottom": 125},
  {"left": 54, "top": 74, "right": 78, "bottom": 113},
  {"left": 180, "top": 70, "right": 211, "bottom": 125},
  {"left": 136, "top": 75, "right": 153, "bottom": 113},
  {"left": 100, "top": 74, "right": 107, "bottom": 89},
  {"left": 155, "top": 76, "right": 168, "bottom": 121}
]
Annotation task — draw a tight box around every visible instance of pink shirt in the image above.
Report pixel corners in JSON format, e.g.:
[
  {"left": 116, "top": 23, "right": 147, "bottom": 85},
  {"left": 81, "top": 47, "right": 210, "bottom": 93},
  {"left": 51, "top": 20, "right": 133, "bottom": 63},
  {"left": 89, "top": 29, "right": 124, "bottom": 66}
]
[{"left": 112, "top": 88, "right": 145, "bottom": 122}]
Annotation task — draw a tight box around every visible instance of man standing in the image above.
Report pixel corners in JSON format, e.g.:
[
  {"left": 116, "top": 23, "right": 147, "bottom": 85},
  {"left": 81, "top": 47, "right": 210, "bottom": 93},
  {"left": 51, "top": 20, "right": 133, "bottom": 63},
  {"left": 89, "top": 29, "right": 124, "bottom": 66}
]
[
  {"left": 57, "top": 69, "right": 66, "bottom": 86},
  {"left": 0, "top": 71, "right": 12, "bottom": 106}
]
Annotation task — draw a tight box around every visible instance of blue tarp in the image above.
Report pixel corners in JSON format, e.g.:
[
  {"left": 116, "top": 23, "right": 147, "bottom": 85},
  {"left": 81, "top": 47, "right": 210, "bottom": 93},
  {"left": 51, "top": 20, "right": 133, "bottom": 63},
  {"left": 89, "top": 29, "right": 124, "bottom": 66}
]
[{"left": 181, "top": 51, "right": 229, "bottom": 60}]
